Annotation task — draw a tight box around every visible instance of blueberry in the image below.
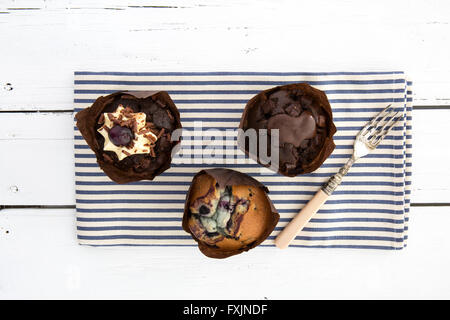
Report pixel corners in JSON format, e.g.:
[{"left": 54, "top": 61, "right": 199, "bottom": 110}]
[
  {"left": 109, "top": 125, "right": 133, "bottom": 146},
  {"left": 153, "top": 109, "right": 173, "bottom": 130},
  {"left": 199, "top": 205, "right": 210, "bottom": 216}
]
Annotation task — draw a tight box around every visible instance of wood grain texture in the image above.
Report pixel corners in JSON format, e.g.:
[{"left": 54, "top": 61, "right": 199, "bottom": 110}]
[
  {"left": 275, "top": 189, "right": 329, "bottom": 249},
  {"left": 0, "top": 206, "right": 448, "bottom": 299},
  {"left": 1, "top": 0, "right": 450, "bottom": 110},
  {"left": 1, "top": 0, "right": 449, "bottom": 300},
  {"left": 1, "top": 110, "right": 445, "bottom": 205}
]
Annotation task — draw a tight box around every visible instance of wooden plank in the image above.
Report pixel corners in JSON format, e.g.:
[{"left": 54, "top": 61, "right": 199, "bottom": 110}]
[
  {"left": 0, "top": 112, "right": 75, "bottom": 205},
  {"left": 0, "top": 110, "right": 447, "bottom": 205},
  {"left": 1, "top": 0, "right": 450, "bottom": 110},
  {"left": 412, "top": 109, "right": 450, "bottom": 203},
  {"left": 0, "top": 206, "right": 449, "bottom": 299}
]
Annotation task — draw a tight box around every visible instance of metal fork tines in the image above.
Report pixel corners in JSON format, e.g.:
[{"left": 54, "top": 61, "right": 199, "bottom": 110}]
[
  {"left": 358, "top": 104, "right": 403, "bottom": 149},
  {"left": 322, "top": 104, "right": 403, "bottom": 195}
]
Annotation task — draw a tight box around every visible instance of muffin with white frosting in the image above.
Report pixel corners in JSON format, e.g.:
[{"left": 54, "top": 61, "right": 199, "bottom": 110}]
[{"left": 75, "top": 91, "right": 182, "bottom": 184}]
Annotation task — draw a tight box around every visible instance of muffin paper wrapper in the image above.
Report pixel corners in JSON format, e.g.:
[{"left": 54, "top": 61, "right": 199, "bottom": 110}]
[
  {"left": 181, "top": 168, "right": 279, "bottom": 258},
  {"left": 74, "top": 71, "right": 412, "bottom": 250}
]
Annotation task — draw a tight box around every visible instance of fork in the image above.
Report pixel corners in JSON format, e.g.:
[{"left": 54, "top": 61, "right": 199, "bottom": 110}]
[{"left": 274, "top": 104, "right": 402, "bottom": 249}]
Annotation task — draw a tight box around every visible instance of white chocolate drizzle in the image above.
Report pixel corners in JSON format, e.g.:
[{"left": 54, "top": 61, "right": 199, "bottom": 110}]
[{"left": 97, "top": 105, "right": 158, "bottom": 161}]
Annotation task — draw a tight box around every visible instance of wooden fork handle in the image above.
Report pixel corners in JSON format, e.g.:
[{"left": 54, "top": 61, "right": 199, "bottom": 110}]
[{"left": 274, "top": 189, "right": 329, "bottom": 249}]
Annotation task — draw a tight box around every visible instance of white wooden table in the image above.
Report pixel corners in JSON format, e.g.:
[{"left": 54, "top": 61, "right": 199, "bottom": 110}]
[{"left": 1, "top": 0, "right": 450, "bottom": 299}]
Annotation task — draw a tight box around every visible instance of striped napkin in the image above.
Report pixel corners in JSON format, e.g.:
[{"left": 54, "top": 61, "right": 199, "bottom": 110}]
[{"left": 74, "top": 71, "right": 412, "bottom": 250}]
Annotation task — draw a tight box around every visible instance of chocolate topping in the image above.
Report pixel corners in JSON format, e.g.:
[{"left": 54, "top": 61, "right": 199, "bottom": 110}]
[
  {"left": 239, "top": 83, "right": 336, "bottom": 176},
  {"left": 267, "top": 111, "right": 317, "bottom": 148}
]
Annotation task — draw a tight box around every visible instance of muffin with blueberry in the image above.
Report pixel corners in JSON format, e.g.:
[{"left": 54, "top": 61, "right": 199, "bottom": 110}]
[
  {"left": 183, "top": 168, "right": 279, "bottom": 259},
  {"left": 75, "top": 91, "right": 182, "bottom": 183}
]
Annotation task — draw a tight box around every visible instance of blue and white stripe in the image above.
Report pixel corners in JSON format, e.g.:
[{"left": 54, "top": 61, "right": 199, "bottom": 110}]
[{"left": 74, "top": 71, "right": 412, "bottom": 250}]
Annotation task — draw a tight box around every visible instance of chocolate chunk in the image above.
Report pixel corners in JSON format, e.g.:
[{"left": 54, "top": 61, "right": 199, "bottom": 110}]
[
  {"left": 291, "top": 88, "right": 303, "bottom": 97},
  {"left": 153, "top": 109, "right": 174, "bottom": 130},
  {"left": 299, "top": 139, "right": 310, "bottom": 149},
  {"left": 108, "top": 98, "right": 139, "bottom": 113},
  {"left": 158, "top": 135, "right": 172, "bottom": 151},
  {"left": 155, "top": 99, "right": 166, "bottom": 108},
  {"left": 133, "top": 156, "right": 151, "bottom": 173},
  {"left": 279, "top": 143, "right": 299, "bottom": 166},
  {"left": 285, "top": 104, "right": 302, "bottom": 117},
  {"left": 269, "top": 89, "right": 294, "bottom": 107},
  {"left": 300, "top": 95, "right": 313, "bottom": 108},
  {"left": 246, "top": 101, "right": 266, "bottom": 129},
  {"left": 260, "top": 99, "right": 284, "bottom": 116},
  {"left": 271, "top": 103, "right": 285, "bottom": 116},
  {"left": 140, "top": 101, "right": 160, "bottom": 120},
  {"left": 262, "top": 99, "right": 275, "bottom": 114}
]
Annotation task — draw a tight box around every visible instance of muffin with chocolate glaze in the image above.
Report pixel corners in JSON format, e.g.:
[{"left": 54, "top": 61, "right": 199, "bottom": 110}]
[
  {"left": 183, "top": 168, "right": 279, "bottom": 259},
  {"left": 239, "top": 83, "right": 336, "bottom": 176},
  {"left": 75, "top": 91, "right": 182, "bottom": 184}
]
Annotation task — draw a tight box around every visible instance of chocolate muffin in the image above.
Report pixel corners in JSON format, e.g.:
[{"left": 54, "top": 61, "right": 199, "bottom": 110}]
[
  {"left": 75, "top": 91, "right": 182, "bottom": 184},
  {"left": 183, "top": 168, "right": 279, "bottom": 259},
  {"left": 238, "top": 83, "right": 336, "bottom": 176}
]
